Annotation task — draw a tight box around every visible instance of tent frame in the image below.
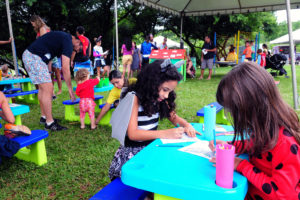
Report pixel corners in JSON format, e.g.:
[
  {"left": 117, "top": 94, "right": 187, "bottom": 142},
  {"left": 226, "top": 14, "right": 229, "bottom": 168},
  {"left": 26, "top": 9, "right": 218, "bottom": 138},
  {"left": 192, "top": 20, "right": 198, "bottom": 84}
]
[{"left": 120, "top": 0, "right": 299, "bottom": 109}]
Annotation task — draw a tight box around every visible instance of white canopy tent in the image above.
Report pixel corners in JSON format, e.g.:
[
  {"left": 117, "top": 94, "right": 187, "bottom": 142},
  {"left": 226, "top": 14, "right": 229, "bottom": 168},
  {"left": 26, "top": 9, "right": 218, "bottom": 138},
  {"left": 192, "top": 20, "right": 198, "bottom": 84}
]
[
  {"left": 270, "top": 28, "right": 300, "bottom": 44},
  {"left": 114, "top": 0, "right": 300, "bottom": 109},
  {"left": 137, "top": 36, "right": 186, "bottom": 49}
]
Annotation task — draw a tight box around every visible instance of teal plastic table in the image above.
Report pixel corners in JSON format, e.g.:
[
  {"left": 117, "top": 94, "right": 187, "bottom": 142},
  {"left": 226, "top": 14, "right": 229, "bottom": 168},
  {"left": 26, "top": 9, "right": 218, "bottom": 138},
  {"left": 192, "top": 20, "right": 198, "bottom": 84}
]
[
  {"left": 73, "top": 84, "right": 113, "bottom": 93},
  {"left": 121, "top": 123, "right": 248, "bottom": 200},
  {"left": 0, "top": 77, "right": 31, "bottom": 85},
  {"left": 0, "top": 103, "right": 30, "bottom": 125},
  {"left": 0, "top": 78, "right": 37, "bottom": 104}
]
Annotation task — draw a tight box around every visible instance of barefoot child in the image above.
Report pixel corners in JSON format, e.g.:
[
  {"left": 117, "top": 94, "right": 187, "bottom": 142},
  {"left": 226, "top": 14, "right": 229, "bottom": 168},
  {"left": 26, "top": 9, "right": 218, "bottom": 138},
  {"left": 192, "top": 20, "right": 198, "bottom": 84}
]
[
  {"left": 75, "top": 69, "right": 99, "bottom": 129},
  {"left": 210, "top": 62, "right": 300, "bottom": 200},
  {"left": 109, "top": 59, "right": 200, "bottom": 180}
]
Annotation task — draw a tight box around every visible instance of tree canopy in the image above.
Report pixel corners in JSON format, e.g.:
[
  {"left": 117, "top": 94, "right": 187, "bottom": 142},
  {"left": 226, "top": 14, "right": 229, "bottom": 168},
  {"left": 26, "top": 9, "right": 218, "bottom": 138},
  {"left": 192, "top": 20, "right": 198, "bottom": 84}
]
[{"left": 0, "top": 0, "right": 291, "bottom": 63}]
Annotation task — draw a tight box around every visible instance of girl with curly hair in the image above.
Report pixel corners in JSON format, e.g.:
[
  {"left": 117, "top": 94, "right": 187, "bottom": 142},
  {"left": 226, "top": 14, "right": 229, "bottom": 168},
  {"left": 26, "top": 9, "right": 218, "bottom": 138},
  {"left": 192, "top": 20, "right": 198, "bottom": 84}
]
[{"left": 109, "top": 59, "right": 199, "bottom": 180}]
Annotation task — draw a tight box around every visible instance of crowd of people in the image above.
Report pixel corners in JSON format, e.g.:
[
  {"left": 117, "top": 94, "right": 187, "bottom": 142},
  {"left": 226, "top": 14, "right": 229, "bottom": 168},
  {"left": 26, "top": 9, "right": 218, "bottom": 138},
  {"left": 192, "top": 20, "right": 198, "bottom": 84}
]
[{"left": 1, "top": 15, "right": 300, "bottom": 200}]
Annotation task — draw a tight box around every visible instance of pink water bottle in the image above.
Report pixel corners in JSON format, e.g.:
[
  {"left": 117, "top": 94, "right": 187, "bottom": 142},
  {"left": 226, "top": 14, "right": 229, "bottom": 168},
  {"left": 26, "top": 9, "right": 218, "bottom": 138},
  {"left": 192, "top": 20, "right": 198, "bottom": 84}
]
[{"left": 216, "top": 144, "right": 235, "bottom": 189}]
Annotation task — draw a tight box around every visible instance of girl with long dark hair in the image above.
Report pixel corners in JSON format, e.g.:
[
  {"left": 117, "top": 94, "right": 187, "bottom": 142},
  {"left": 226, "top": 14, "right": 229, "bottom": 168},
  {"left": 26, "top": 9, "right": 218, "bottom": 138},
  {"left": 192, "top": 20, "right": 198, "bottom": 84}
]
[
  {"left": 210, "top": 62, "right": 300, "bottom": 200},
  {"left": 109, "top": 60, "right": 199, "bottom": 180}
]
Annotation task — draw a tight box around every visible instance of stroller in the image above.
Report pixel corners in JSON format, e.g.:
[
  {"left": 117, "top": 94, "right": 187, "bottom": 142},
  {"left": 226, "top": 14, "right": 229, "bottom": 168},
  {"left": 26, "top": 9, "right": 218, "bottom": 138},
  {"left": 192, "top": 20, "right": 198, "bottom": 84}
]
[{"left": 265, "top": 54, "right": 288, "bottom": 77}]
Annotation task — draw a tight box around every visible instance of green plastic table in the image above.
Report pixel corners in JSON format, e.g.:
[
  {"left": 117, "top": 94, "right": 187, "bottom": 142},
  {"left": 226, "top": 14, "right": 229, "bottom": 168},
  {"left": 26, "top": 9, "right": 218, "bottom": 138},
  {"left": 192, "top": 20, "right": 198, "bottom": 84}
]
[{"left": 121, "top": 123, "right": 248, "bottom": 200}]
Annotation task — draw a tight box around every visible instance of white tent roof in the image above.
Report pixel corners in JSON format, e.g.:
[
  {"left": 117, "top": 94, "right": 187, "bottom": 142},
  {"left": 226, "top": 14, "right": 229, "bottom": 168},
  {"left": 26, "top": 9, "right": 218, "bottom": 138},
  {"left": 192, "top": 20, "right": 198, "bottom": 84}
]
[
  {"left": 270, "top": 28, "right": 300, "bottom": 44},
  {"left": 134, "top": 0, "right": 300, "bottom": 16}
]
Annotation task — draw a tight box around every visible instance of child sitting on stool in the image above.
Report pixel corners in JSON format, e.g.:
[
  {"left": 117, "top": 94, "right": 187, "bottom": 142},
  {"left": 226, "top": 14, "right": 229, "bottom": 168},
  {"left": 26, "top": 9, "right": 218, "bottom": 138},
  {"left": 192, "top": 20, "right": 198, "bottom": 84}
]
[{"left": 75, "top": 69, "right": 99, "bottom": 130}]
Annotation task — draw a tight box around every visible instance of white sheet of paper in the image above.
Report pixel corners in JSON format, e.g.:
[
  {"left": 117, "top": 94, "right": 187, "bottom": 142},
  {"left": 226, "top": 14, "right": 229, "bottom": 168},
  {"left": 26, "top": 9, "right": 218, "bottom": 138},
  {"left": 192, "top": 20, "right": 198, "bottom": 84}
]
[
  {"left": 179, "top": 140, "right": 214, "bottom": 159},
  {"left": 103, "top": 50, "right": 109, "bottom": 55},
  {"left": 215, "top": 126, "right": 227, "bottom": 132},
  {"left": 160, "top": 134, "right": 200, "bottom": 144}
]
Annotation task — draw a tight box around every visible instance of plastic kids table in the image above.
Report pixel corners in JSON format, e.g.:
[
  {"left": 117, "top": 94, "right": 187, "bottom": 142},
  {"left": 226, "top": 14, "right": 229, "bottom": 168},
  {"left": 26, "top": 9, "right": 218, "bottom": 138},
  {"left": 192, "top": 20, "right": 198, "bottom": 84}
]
[{"left": 121, "top": 123, "right": 248, "bottom": 200}]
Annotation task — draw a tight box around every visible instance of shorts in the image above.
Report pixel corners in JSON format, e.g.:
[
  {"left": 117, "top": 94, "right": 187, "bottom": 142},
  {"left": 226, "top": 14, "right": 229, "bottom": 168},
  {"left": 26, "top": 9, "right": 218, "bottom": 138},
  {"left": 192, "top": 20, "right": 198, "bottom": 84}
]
[
  {"left": 52, "top": 57, "right": 61, "bottom": 69},
  {"left": 201, "top": 58, "right": 214, "bottom": 70},
  {"left": 79, "top": 98, "right": 96, "bottom": 119},
  {"left": 122, "top": 55, "right": 133, "bottom": 66},
  {"left": 142, "top": 57, "right": 149, "bottom": 68},
  {"left": 95, "top": 59, "right": 106, "bottom": 68},
  {"left": 22, "top": 50, "right": 51, "bottom": 85}
]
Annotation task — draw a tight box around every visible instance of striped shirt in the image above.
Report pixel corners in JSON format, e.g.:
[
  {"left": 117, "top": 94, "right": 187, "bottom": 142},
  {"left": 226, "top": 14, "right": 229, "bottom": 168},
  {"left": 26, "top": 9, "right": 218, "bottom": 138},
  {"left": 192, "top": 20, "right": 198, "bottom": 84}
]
[{"left": 125, "top": 105, "right": 159, "bottom": 147}]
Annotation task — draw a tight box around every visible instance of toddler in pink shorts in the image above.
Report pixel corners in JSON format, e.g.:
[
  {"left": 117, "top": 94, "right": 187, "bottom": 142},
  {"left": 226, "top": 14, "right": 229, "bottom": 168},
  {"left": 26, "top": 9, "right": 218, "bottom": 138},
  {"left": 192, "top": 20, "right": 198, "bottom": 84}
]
[{"left": 75, "top": 69, "right": 99, "bottom": 129}]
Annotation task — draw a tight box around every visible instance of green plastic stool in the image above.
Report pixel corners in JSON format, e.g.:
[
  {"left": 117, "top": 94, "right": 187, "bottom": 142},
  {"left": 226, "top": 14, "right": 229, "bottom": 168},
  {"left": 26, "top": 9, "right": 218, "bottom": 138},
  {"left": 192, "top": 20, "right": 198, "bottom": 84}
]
[
  {"left": 12, "top": 130, "right": 48, "bottom": 166},
  {"left": 98, "top": 108, "right": 115, "bottom": 126},
  {"left": 64, "top": 104, "right": 80, "bottom": 121},
  {"left": 103, "top": 78, "right": 110, "bottom": 86},
  {"left": 96, "top": 80, "right": 104, "bottom": 88},
  {"left": 154, "top": 194, "right": 180, "bottom": 200},
  {"left": 15, "top": 140, "right": 47, "bottom": 166},
  {"left": 198, "top": 109, "right": 231, "bottom": 125}
]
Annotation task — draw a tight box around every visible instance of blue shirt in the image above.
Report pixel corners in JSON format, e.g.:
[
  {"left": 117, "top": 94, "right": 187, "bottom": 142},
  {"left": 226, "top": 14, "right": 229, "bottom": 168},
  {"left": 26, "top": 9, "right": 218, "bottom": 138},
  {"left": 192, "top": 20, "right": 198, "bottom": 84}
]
[{"left": 140, "top": 41, "right": 158, "bottom": 57}]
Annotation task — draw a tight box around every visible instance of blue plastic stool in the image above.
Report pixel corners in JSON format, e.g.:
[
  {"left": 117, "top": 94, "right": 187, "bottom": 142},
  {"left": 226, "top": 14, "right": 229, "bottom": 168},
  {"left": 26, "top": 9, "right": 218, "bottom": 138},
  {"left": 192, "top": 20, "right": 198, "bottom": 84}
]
[
  {"left": 3, "top": 88, "right": 22, "bottom": 94},
  {"left": 11, "top": 130, "right": 49, "bottom": 166},
  {"left": 90, "top": 178, "right": 148, "bottom": 200},
  {"left": 197, "top": 102, "right": 230, "bottom": 125}
]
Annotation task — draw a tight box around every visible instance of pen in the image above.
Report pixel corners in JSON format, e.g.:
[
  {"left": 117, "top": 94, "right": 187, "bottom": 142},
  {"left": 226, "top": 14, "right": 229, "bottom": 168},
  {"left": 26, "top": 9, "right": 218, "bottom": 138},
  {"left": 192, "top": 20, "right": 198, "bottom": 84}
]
[
  {"left": 156, "top": 144, "right": 184, "bottom": 147},
  {"left": 213, "top": 129, "right": 217, "bottom": 148}
]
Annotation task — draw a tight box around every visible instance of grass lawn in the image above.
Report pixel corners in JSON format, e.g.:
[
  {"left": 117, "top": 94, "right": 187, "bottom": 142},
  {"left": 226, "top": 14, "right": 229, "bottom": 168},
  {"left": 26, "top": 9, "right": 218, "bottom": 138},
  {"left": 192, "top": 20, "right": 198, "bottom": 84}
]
[{"left": 1, "top": 65, "right": 300, "bottom": 199}]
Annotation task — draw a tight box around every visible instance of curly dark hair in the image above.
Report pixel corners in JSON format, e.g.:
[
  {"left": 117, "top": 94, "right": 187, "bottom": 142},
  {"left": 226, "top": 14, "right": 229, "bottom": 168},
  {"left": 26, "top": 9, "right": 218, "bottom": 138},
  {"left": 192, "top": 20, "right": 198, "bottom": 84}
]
[
  {"left": 124, "top": 37, "right": 132, "bottom": 51},
  {"left": 122, "top": 60, "right": 182, "bottom": 119}
]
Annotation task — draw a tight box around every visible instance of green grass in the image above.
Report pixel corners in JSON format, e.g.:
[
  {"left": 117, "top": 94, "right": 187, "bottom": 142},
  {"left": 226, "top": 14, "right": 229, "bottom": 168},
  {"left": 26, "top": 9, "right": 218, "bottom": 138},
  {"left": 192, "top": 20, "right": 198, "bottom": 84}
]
[{"left": 1, "top": 65, "right": 300, "bottom": 199}]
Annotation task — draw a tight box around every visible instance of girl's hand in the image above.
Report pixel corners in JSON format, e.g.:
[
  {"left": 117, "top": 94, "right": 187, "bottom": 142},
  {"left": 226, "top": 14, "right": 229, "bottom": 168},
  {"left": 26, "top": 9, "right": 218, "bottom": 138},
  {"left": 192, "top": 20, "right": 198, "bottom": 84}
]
[
  {"left": 208, "top": 140, "right": 228, "bottom": 151},
  {"left": 184, "top": 125, "right": 201, "bottom": 137},
  {"left": 209, "top": 157, "right": 243, "bottom": 170},
  {"left": 163, "top": 127, "right": 184, "bottom": 139}
]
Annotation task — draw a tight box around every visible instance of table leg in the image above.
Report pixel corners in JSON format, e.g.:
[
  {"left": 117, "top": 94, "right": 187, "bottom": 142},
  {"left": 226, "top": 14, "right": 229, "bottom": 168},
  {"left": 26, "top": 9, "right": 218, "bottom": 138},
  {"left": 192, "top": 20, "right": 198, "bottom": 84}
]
[
  {"left": 154, "top": 194, "right": 181, "bottom": 200},
  {"left": 15, "top": 115, "right": 22, "bottom": 125},
  {"left": 64, "top": 105, "right": 80, "bottom": 121}
]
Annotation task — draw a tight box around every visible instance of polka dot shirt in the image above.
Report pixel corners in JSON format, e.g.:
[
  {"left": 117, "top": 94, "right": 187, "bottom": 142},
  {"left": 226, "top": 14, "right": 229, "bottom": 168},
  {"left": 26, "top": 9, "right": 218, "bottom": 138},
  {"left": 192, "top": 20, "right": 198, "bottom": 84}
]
[{"left": 236, "top": 127, "right": 300, "bottom": 200}]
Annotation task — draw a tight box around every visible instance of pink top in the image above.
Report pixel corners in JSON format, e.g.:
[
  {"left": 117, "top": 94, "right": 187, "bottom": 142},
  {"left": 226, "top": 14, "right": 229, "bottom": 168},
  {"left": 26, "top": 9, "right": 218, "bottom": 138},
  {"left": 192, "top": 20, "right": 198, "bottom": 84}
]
[{"left": 122, "top": 44, "right": 133, "bottom": 55}]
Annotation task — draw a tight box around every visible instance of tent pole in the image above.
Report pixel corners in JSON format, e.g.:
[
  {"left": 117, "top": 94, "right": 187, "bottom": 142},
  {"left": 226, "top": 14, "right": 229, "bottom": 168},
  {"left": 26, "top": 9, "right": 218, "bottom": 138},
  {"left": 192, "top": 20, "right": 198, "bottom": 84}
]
[
  {"left": 236, "top": 30, "right": 240, "bottom": 64},
  {"left": 180, "top": 13, "right": 183, "bottom": 49},
  {"left": 114, "top": 0, "right": 119, "bottom": 70},
  {"left": 286, "top": 0, "right": 299, "bottom": 109},
  {"left": 5, "top": 0, "right": 18, "bottom": 76}
]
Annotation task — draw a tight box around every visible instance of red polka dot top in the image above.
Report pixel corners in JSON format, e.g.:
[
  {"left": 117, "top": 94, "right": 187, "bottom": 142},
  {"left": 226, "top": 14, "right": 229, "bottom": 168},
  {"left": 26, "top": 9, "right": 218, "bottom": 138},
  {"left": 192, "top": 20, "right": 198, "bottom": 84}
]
[{"left": 236, "top": 127, "right": 300, "bottom": 200}]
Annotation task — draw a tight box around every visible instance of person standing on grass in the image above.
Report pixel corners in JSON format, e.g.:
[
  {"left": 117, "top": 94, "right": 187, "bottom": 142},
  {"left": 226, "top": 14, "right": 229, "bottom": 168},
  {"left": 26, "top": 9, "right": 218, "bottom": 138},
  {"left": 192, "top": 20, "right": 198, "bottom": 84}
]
[
  {"left": 93, "top": 36, "right": 110, "bottom": 78},
  {"left": 22, "top": 31, "right": 78, "bottom": 131},
  {"left": 121, "top": 37, "right": 134, "bottom": 79},
  {"left": 159, "top": 37, "right": 168, "bottom": 50},
  {"left": 242, "top": 41, "right": 253, "bottom": 62},
  {"left": 130, "top": 42, "right": 141, "bottom": 77},
  {"left": 75, "top": 69, "right": 99, "bottom": 130},
  {"left": 141, "top": 35, "right": 158, "bottom": 68},
  {"left": 30, "top": 15, "right": 62, "bottom": 99},
  {"left": 199, "top": 35, "right": 216, "bottom": 80},
  {"left": 71, "top": 26, "right": 92, "bottom": 75}
]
